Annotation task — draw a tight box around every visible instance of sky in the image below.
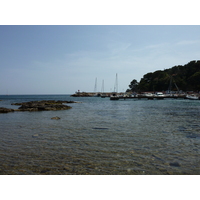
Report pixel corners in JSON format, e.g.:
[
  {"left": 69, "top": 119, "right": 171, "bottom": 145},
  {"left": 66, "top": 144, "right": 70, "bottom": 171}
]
[{"left": 1, "top": 25, "right": 200, "bottom": 94}]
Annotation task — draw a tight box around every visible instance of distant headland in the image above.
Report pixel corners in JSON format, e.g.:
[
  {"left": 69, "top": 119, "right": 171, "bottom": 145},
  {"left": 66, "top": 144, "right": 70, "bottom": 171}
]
[{"left": 127, "top": 60, "right": 200, "bottom": 93}]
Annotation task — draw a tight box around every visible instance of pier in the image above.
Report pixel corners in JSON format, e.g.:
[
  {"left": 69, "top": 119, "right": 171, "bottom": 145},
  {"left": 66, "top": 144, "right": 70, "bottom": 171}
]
[
  {"left": 71, "top": 92, "right": 188, "bottom": 100},
  {"left": 115, "top": 95, "right": 187, "bottom": 100},
  {"left": 71, "top": 92, "right": 200, "bottom": 100}
]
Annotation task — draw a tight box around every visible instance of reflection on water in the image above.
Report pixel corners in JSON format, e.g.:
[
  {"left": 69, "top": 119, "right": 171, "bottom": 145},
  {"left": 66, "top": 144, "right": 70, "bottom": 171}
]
[{"left": 0, "top": 95, "right": 200, "bottom": 174}]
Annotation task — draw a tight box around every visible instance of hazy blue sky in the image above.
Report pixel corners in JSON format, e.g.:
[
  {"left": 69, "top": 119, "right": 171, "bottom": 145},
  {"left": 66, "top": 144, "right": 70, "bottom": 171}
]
[{"left": 1, "top": 25, "right": 200, "bottom": 94}]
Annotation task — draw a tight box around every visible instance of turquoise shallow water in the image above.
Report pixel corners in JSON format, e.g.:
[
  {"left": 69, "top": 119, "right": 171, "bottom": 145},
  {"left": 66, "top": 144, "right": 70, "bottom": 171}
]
[{"left": 0, "top": 95, "right": 200, "bottom": 174}]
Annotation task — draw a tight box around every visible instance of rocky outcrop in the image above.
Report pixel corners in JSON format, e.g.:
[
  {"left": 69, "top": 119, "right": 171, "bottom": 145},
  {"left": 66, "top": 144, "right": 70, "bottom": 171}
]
[
  {"left": 0, "top": 100, "right": 77, "bottom": 113},
  {"left": 0, "top": 107, "right": 15, "bottom": 113},
  {"left": 11, "top": 100, "right": 77, "bottom": 106},
  {"left": 15, "top": 100, "right": 72, "bottom": 111}
]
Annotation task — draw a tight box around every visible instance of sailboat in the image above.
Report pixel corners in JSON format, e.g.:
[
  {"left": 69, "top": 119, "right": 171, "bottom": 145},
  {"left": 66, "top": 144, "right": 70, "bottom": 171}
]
[
  {"left": 167, "top": 75, "right": 180, "bottom": 96},
  {"left": 101, "top": 80, "right": 107, "bottom": 98},
  {"left": 110, "top": 73, "right": 119, "bottom": 100}
]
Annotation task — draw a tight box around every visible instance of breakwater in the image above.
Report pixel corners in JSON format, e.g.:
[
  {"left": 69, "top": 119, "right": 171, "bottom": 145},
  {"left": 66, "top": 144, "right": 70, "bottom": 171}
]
[{"left": 71, "top": 92, "right": 124, "bottom": 97}]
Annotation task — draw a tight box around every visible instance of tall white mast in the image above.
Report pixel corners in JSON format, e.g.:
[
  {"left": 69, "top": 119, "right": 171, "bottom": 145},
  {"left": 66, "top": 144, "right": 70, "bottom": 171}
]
[
  {"left": 114, "top": 73, "right": 118, "bottom": 93},
  {"left": 94, "top": 77, "right": 97, "bottom": 93}
]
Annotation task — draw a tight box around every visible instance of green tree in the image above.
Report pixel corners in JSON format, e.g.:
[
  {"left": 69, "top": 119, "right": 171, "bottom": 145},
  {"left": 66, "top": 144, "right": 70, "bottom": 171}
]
[
  {"left": 128, "top": 60, "right": 200, "bottom": 92},
  {"left": 128, "top": 79, "right": 139, "bottom": 92},
  {"left": 188, "top": 72, "right": 200, "bottom": 91}
]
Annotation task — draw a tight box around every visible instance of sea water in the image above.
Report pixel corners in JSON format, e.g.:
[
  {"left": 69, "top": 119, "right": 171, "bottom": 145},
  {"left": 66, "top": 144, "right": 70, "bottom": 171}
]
[{"left": 0, "top": 95, "right": 200, "bottom": 174}]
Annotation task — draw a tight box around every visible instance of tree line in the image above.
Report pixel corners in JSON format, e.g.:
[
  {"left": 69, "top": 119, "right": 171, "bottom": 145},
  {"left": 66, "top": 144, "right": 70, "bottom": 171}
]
[{"left": 127, "top": 60, "right": 200, "bottom": 93}]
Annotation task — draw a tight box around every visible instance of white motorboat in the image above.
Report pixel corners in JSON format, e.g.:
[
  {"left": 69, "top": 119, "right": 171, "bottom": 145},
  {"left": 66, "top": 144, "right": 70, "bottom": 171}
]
[
  {"left": 155, "top": 92, "right": 165, "bottom": 99},
  {"left": 186, "top": 94, "right": 199, "bottom": 100},
  {"left": 144, "top": 93, "right": 154, "bottom": 97},
  {"left": 155, "top": 92, "right": 165, "bottom": 97}
]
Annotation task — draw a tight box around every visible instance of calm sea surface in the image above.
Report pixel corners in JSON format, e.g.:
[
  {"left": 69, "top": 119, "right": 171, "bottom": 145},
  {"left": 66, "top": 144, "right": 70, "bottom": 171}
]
[{"left": 0, "top": 95, "right": 200, "bottom": 175}]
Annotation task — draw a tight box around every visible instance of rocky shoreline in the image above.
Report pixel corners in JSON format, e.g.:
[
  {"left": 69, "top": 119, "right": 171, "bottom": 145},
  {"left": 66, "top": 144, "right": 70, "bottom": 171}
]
[{"left": 0, "top": 100, "right": 79, "bottom": 113}]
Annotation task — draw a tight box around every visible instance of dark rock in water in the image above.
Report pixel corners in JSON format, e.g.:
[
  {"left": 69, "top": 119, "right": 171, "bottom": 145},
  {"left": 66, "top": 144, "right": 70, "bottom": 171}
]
[
  {"left": 0, "top": 107, "right": 15, "bottom": 113},
  {"left": 169, "top": 162, "right": 181, "bottom": 167},
  {"left": 11, "top": 100, "right": 78, "bottom": 106},
  {"left": 40, "top": 169, "right": 50, "bottom": 174},
  {"left": 51, "top": 116, "right": 60, "bottom": 120},
  {"left": 32, "top": 134, "right": 39, "bottom": 138},
  {"left": 1, "top": 100, "right": 76, "bottom": 113},
  {"left": 11, "top": 102, "right": 22, "bottom": 106},
  {"left": 14, "top": 100, "right": 72, "bottom": 111}
]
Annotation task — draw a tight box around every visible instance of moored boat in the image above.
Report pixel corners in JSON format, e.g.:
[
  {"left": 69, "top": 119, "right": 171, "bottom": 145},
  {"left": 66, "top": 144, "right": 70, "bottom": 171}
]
[
  {"left": 110, "top": 93, "right": 119, "bottom": 100},
  {"left": 110, "top": 73, "right": 119, "bottom": 100},
  {"left": 101, "top": 94, "right": 109, "bottom": 98},
  {"left": 155, "top": 92, "right": 165, "bottom": 99},
  {"left": 186, "top": 94, "right": 199, "bottom": 100}
]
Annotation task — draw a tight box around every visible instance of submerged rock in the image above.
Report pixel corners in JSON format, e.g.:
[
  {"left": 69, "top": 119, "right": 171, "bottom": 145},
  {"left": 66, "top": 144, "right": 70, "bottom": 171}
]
[
  {"left": 32, "top": 134, "right": 39, "bottom": 138},
  {"left": 51, "top": 116, "right": 60, "bottom": 120},
  {"left": 169, "top": 162, "right": 181, "bottom": 167}
]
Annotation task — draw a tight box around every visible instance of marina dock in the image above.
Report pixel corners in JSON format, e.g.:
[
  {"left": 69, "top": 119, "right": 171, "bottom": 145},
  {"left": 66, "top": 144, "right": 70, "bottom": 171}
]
[
  {"left": 71, "top": 92, "right": 199, "bottom": 100},
  {"left": 71, "top": 93, "right": 190, "bottom": 100},
  {"left": 113, "top": 95, "right": 187, "bottom": 100}
]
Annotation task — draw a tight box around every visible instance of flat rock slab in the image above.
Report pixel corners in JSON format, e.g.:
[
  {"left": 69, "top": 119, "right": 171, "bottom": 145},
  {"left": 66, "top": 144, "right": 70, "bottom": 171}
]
[
  {"left": 16, "top": 100, "right": 72, "bottom": 111},
  {"left": 0, "top": 100, "right": 76, "bottom": 113},
  {"left": 11, "top": 100, "right": 77, "bottom": 106}
]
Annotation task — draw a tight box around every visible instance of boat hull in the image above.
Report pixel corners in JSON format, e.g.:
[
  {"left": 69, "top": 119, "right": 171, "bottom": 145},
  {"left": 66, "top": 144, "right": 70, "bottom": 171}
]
[
  {"left": 110, "top": 96, "right": 119, "bottom": 100},
  {"left": 186, "top": 95, "right": 199, "bottom": 100}
]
